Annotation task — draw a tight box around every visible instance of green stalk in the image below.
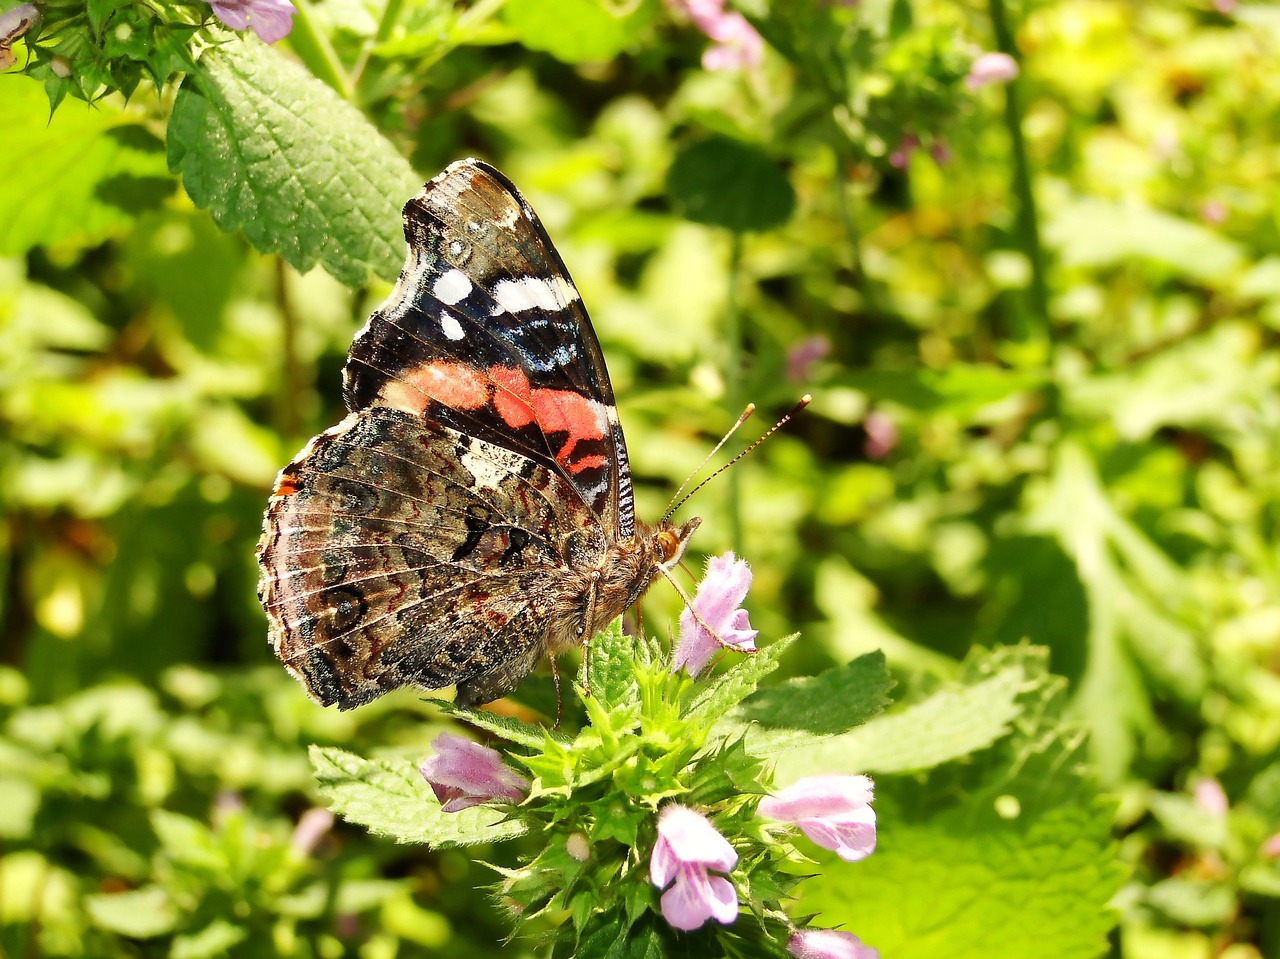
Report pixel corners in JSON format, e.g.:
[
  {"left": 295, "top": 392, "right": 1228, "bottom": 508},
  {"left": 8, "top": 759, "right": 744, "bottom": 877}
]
[
  {"left": 988, "top": 0, "right": 1048, "bottom": 336},
  {"left": 350, "top": 0, "right": 405, "bottom": 89},
  {"left": 725, "top": 232, "right": 744, "bottom": 555},
  {"left": 286, "top": 0, "right": 351, "bottom": 98}
]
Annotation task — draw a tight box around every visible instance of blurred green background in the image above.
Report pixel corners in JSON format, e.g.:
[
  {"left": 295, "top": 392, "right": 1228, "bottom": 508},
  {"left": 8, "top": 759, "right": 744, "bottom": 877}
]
[{"left": 2, "top": 0, "right": 1280, "bottom": 956}]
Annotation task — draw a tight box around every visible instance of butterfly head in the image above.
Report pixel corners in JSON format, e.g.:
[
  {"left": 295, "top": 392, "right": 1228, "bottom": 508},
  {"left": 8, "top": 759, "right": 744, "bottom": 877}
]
[{"left": 654, "top": 516, "right": 702, "bottom": 571}]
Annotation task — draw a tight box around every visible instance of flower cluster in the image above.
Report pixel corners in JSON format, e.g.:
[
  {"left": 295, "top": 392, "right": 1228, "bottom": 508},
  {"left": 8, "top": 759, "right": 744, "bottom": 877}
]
[{"left": 417, "top": 552, "right": 881, "bottom": 956}]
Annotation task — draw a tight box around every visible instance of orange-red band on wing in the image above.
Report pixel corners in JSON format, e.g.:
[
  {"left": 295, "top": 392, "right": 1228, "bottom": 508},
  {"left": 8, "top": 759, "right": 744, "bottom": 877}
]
[{"left": 378, "top": 361, "right": 609, "bottom": 474}]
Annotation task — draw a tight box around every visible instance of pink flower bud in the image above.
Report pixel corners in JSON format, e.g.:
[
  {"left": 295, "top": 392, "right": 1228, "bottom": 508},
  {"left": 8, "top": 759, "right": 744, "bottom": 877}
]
[
  {"left": 419, "top": 733, "right": 529, "bottom": 813},
  {"left": 758, "top": 775, "right": 877, "bottom": 862},
  {"left": 650, "top": 805, "right": 739, "bottom": 930}
]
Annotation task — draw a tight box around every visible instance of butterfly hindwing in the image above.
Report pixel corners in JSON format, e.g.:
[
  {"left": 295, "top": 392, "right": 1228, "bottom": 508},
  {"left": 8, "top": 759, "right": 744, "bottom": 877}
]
[
  {"left": 257, "top": 406, "right": 602, "bottom": 708},
  {"left": 342, "top": 159, "right": 636, "bottom": 540}
]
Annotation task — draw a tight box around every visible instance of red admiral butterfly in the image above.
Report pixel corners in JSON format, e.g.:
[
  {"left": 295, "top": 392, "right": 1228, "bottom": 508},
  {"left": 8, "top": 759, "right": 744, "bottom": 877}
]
[{"left": 256, "top": 159, "right": 700, "bottom": 709}]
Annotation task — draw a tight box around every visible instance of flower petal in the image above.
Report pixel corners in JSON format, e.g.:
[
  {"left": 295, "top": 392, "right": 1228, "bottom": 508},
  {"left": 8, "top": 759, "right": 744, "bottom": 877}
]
[
  {"left": 704, "top": 874, "right": 738, "bottom": 924},
  {"left": 659, "top": 865, "right": 738, "bottom": 930},
  {"left": 673, "top": 552, "right": 757, "bottom": 677},
  {"left": 656, "top": 805, "right": 738, "bottom": 871},
  {"left": 248, "top": 0, "right": 295, "bottom": 43},
  {"left": 758, "top": 775, "right": 874, "bottom": 822},
  {"left": 796, "top": 807, "right": 877, "bottom": 862},
  {"left": 208, "top": 0, "right": 250, "bottom": 30},
  {"left": 649, "top": 834, "right": 678, "bottom": 889},
  {"left": 788, "top": 928, "right": 880, "bottom": 959}
]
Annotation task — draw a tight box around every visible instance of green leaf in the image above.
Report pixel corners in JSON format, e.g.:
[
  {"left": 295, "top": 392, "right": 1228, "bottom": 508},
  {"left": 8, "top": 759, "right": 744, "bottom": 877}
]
[
  {"left": 0, "top": 80, "right": 172, "bottom": 254},
  {"left": 795, "top": 645, "right": 1124, "bottom": 957},
  {"left": 587, "top": 619, "right": 640, "bottom": 712},
  {"left": 503, "top": 0, "right": 656, "bottom": 63},
  {"left": 0, "top": 778, "right": 39, "bottom": 839},
  {"left": 171, "top": 920, "right": 249, "bottom": 959},
  {"left": 438, "top": 701, "right": 565, "bottom": 749},
  {"left": 794, "top": 801, "right": 1125, "bottom": 959},
  {"left": 166, "top": 41, "right": 419, "bottom": 285},
  {"left": 681, "top": 635, "right": 796, "bottom": 732},
  {"left": 1045, "top": 196, "right": 1244, "bottom": 284},
  {"left": 775, "top": 655, "right": 1023, "bottom": 779},
  {"left": 1146, "top": 878, "right": 1236, "bottom": 927},
  {"left": 667, "top": 137, "right": 796, "bottom": 233},
  {"left": 150, "top": 809, "right": 223, "bottom": 871},
  {"left": 310, "top": 745, "right": 528, "bottom": 846},
  {"left": 574, "top": 910, "right": 664, "bottom": 959},
  {"left": 85, "top": 887, "right": 179, "bottom": 938},
  {"left": 724, "top": 652, "right": 892, "bottom": 758}
]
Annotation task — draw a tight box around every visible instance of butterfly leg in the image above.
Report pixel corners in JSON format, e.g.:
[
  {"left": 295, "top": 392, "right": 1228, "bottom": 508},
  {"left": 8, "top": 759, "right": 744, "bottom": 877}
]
[{"left": 576, "top": 569, "right": 603, "bottom": 699}]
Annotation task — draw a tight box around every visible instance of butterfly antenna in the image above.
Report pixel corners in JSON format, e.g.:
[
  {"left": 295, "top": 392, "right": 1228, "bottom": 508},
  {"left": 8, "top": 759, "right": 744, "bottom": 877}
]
[
  {"left": 662, "top": 403, "right": 757, "bottom": 521},
  {"left": 664, "top": 394, "right": 811, "bottom": 520}
]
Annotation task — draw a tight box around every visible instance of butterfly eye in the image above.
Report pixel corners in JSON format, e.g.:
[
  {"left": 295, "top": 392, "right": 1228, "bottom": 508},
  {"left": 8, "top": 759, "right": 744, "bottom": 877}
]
[{"left": 655, "top": 529, "right": 681, "bottom": 563}]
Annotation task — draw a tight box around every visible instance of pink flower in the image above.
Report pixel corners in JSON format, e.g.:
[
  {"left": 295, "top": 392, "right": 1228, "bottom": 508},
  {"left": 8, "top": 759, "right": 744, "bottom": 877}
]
[
  {"left": 207, "top": 0, "right": 296, "bottom": 43},
  {"left": 419, "top": 733, "right": 529, "bottom": 813},
  {"left": 290, "top": 807, "right": 334, "bottom": 856},
  {"left": 1192, "top": 777, "right": 1229, "bottom": 816},
  {"left": 650, "top": 805, "right": 739, "bottom": 930},
  {"left": 1261, "top": 834, "right": 1280, "bottom": 859},
  {"left": 888, "top": 132, "right": 918, "bottom": 170},
  {"left": 1199, "top": 200, "right": 1227, "bottom": 225},
  {"left": 863, "top": 411, "right": 897, "bottom": 459},
  {"left": 788, "top": 929, "right": 880, "bottom": 959},
  {"left": 700, "top": 11, "right": 763, "bottom": 71},
  {"left": 787, "top": 335, "right": 831, "bottom": 383},
  {"left": 673, "top": 552, "right": 758, "bottom": 678},
  {"left": 670, "top": 0, "right": 764, "bottom": 71},
  {"left": 758, "top": 775, "right": 877, "bottom": 862},
  {"left": 965, "top": 51, "right": 1019, "bottom": 90}
]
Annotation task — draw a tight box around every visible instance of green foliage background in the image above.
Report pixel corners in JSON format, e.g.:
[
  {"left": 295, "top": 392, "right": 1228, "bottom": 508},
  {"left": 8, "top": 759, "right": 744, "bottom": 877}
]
[{"left": 2, "top": 0, "right": 1280, "bottom": 956}]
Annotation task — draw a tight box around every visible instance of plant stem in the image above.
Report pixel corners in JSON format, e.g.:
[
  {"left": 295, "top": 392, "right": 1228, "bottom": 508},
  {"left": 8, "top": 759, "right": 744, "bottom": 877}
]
[
  {"left": 287, "top": 0, "right": 352, "bottom": 98},
  {"left": 725, "top": 231, "right": 744, "bottom": 555},
  {"left": 350, "top": 0, "right": 405, "bottom": 88},
  {"left": 988, "top": 0, "right": 1048, "bottom": 336},
  {"left": 276, "top": 259, "right": 303, "bottom": 441}
]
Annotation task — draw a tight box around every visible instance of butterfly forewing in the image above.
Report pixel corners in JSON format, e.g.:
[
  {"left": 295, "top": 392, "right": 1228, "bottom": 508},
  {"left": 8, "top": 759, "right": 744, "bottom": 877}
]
[{"left": 342, "top": 159, "right": 634, "bottom": 540}]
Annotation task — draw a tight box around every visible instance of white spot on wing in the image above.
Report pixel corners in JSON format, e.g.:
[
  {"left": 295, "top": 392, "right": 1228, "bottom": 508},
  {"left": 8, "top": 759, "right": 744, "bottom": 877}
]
[
  {"left": 493, "top": 276, "right": 581, "bottom": 314},
  {"left": 433, "top": 269, "right": 472, "bottom": 305},
  {"left": 460, "top": 440, "right": 528, "bottom": 491},
  {"left": 440, "top": 311, "right": 465, "bottom": 341}
]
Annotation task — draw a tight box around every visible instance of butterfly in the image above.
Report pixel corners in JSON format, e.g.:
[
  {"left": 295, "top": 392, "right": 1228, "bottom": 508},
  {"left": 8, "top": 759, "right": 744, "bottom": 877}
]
[{"left": 256, "top": 159, "right": 700, "bottom": 709}]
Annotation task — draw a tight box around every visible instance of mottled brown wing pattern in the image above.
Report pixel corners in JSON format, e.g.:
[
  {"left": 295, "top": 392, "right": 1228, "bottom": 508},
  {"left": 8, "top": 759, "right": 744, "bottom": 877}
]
[{"left": 256, "top": 406, "right": 602, "bottom": 709}]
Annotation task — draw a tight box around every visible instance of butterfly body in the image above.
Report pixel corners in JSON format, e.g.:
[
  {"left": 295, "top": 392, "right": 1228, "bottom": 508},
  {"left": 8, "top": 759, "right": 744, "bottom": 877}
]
[{"left": 256, "top": 159, "right": 698, "bottom": 709}]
